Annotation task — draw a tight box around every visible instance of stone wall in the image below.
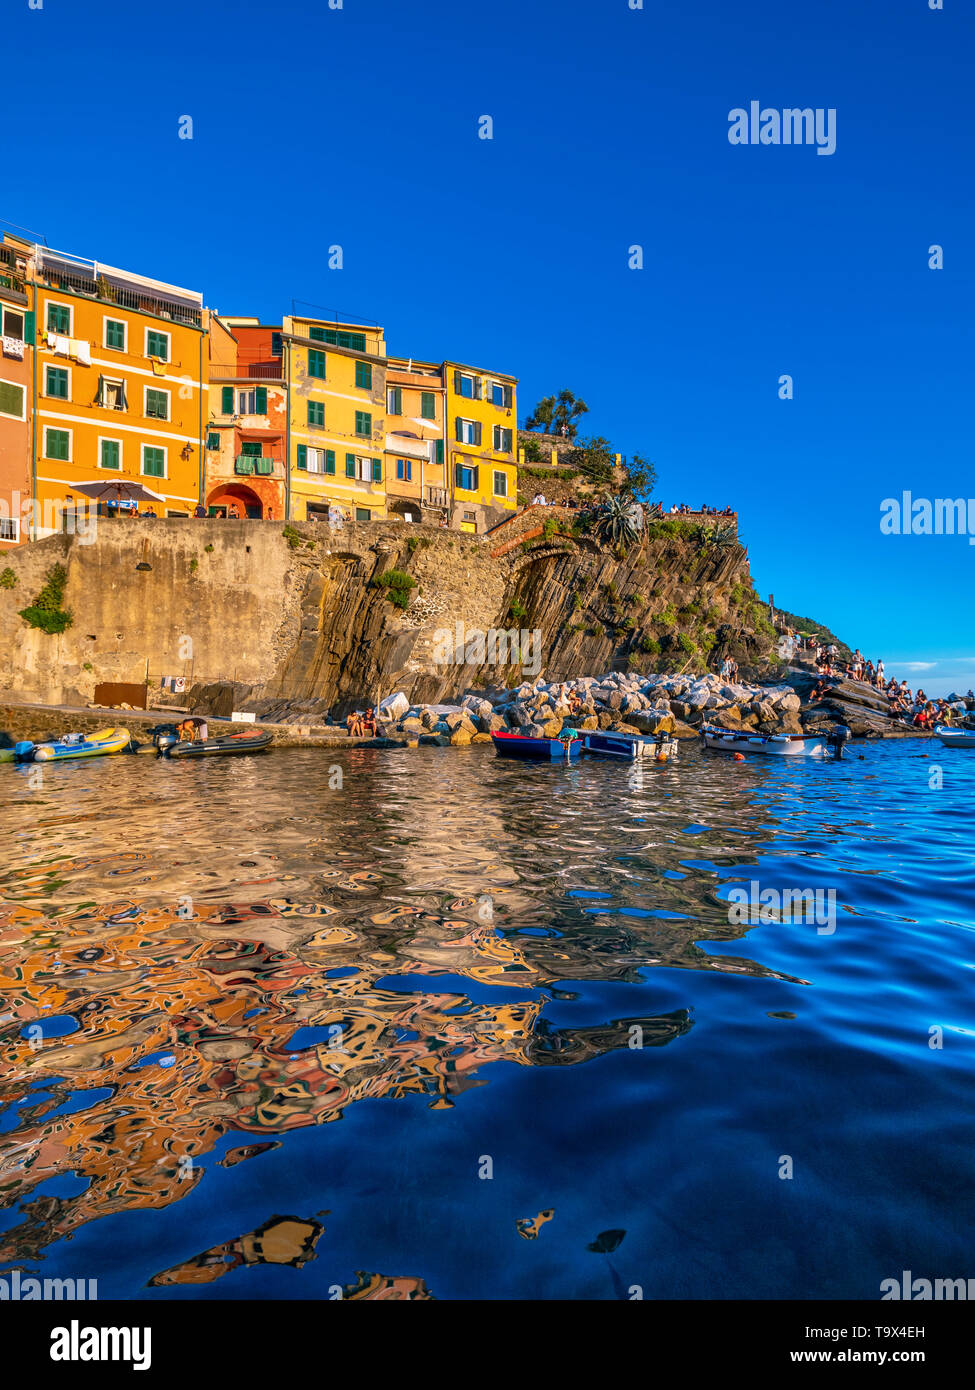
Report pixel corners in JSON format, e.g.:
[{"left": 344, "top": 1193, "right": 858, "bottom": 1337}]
[{"left": 0, "top": 514, "right": 771, "bottom": 716}]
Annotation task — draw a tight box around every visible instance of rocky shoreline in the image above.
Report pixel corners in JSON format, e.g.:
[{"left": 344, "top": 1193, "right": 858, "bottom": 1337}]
[{"left": 373, "top": 666, "right": 927, "bottom": 746}]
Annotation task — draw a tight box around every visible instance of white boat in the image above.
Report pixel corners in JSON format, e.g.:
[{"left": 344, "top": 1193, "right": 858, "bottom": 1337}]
[
  {"left": 701, "top": 724, "right": 851, "bottom": 758},
  {"left": 934, "top": 725, "right": 975, "bottom": 748},
  {"left": 583, "top": 730, "right": 679, "bottom": 761}
]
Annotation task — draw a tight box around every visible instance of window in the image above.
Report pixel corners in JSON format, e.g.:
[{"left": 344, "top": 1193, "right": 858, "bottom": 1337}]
[
  {"left": 455, "top": 417, "right": 481, "bottom": 446},
  {"left": 206, "top": 431, "right": 220, "bottom": 450},
  {"left": 346, "top": 454, "right": 376, "bottom": 481},
  {"left": 421, "top": 391, "right": 436, "bottom": 420},
  {"left": 100, "top": 439, "right": 121, "bottom": 470},
  {"left": 489, "top": 381, "right": 512, "bottom": 408},
  {"left": 145, "top": 387, "right": 169, "bottom": 420},
  {"left": 396, "top": 458, "right": 412, "bottom": 482},
  {"left": 239, "top": 441, "right": 263, "bottom": 457},
  {"left": 0, "top": 517, "right": 20, "bottom": 543},
  {"left": 308, "top": 349, "right": 326, "bottom": 378},
  {"left": 45, "top": 366, "right": 69, "bottom": 399},
  {"left": 98, "top": 376, "right": 127, "bottom": 410},
  {"left": 146, "top": 328, "right": 170, "bottom": 361},
  {"left": 2, "top": 308, "right": 24, "bottom": 340},
  {"left": 238, "top": 389, "right": 256, "bottom": 414},
  {"left": 104, "top": 318, "right": 126, "bottom": 350},
  {"left": 455, "top": 463, "right": 478, "bottom": 491},
  {"left": 271, "top": 331, "right": 283, "bottom": 357},
  {"left": 47, "top": 302, "right": 71, "bottom": 335},
  {"left": 311, "top": 327, "right": 366, "bottom": 351},
  {"left": 355, "top": 410, "right": 372, "bottom": 436},
  {"left": 306, "top": 447, "right": 326, "bottom": 474},
  {"left": 493, "top": 425, "right": 513, "bottom": 453},
  {"left": 0, "top": 379, "right": 26, "bottom": 420},
  {"left": 387, "top": 386, "right": 402, "bottom": 414},
  {"left": 46, "top": 427, "right": 71, "bottom": 461},
  {"left": 142, "top": 445, "right": 166, "bottom": 477},
  {"left": 355, "top": 507, "right": 370, "bottom": 521},
  {"left": 493, "top": 470, "right": 507, "bottom": 497},
  {"left": 454, "top": 371, "right": 477, "bottom": 399},
  {"left": 355, "top": 361, "right": 372, "bottom": 390},
  {"left": 308, "top": 400, "right": 325, "bottom": 427}
]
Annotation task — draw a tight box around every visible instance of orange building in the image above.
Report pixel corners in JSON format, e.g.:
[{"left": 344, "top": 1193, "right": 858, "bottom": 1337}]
[
  {"left": 0, "top": 234, "right": 33, "bottom": 547},
  {"left": 205, "top": 317, "right": 287, "bottom": 518}
]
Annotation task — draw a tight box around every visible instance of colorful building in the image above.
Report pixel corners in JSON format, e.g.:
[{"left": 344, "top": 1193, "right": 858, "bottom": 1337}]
[
  {"left": 0, "top": 234, "right": 33, "bottom": 547},
  {"left": 284, "top": 317, "right": 388, "bottom": 523},
  {"left": 29, "top": 244, "right": 206, "bottom": 533},
  {"left": 205, "top": 317, "right": 287, "bottom": 519},
  {"left": 384, "top": 357, "right": 447, "bottom": 522},
  {"left": 444, "top": 359, "right": 518, "bottom": 531}
]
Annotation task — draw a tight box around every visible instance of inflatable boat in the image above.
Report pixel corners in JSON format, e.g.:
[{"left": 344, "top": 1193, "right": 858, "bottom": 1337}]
[
  {"left": 152, "top": 719, "right": 272, "bottom": 758},
  {"left": 16, "top": 727, "right": 133, "bottom": 763}
]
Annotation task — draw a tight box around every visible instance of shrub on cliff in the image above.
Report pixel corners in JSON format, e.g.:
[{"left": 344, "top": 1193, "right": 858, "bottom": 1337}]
[
  {"left": 19, "top": 563, "right": 73, "bottom": 635},
  {"left": 375, "top": 569, "right": 416, "bottom": 609},
  {"left": 0, "top": 567, "right": 17, "bottom": 589}
]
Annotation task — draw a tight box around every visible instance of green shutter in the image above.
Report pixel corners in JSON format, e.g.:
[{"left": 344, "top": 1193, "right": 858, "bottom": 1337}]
[
  {"left": 325, "top": 449, "right": 335, "bottom": 475},
  {"left": 435, "top": 439, "right": 444, "bottom": 465},
  {"left": 346, "top": 453, "right": 356, "bottom": 478},
  {"left": 421, "top": 391, "right": 435, "bottom": 419},
  {"left": 453, "top": 370, "right": 462, "bottom": 394},
  {"left": 24, "top": 309, "right": 36, "bottom": 342},
  {"left": 372, "top": 458, "right": 381, "bottom": 482},
  {"left": 474, "top": 421, "right": 482, "bottom": 446},
  {"left": 256, "top": 386, "right": 267, "bottom": 414},
  {"left": 206, "top": 431, "right": 219, "bottom": 450},
  {"left": 455, "top": 418, "right": 463, "bottom": 442},
  {"left": 222, "top": 386, "right": 234, "bottom": 413},
  {"left": 296, "top": 444, "right": 307, "bottom": 470}
]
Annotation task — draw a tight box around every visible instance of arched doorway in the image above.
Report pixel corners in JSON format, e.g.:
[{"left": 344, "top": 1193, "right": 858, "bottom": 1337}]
[
  {"left": 388, "top": 497, "right": 423, "bottom": 524},
  {"left": 206, "top": 483, "right": 265, "bottom": 519}
]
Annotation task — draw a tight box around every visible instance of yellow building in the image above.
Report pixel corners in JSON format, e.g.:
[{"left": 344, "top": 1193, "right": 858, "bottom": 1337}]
[
  {"left": 29, "top": 246, "right": 206, "bottom": 532},
  {"left": 444, "top": 360, "right": 518, "bottom": 531},
  {"left": 383, "top": 357, "right": 447, "bottom": 522},
  {"left": 284, "top": 318, "right": 388, "bottom": 522}
]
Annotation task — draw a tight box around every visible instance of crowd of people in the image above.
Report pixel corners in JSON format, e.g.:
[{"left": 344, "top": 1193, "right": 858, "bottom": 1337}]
[
  {"left": 668, "top": 503, "right": 735, "bottom": 516},
  {"left": 788, "top": 634, "right": 971, "bottom": 730}
]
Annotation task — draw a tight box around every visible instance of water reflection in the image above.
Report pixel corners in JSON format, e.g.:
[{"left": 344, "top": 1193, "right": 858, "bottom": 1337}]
[{"left": 3, "top": 743, "right": 956, "bottom": 1293}]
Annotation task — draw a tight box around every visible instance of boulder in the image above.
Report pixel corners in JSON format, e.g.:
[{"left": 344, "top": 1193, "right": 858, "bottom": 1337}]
[
  {"left": 450, "top": 730, "right": 473, "bottom": 746},
  {"left": 379, "top": 691, "right": 409, "bottom": 720},
  {"left": 419, "top": 733, "right": 450, "bottom": 746},
  {"left": 541, "top": 718, "right": 564, "bottom": 738}
]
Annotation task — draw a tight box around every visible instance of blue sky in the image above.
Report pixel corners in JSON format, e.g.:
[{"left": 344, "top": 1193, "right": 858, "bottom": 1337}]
[{"left": 5, "top": 0, "right": 972, "bottom": 692}]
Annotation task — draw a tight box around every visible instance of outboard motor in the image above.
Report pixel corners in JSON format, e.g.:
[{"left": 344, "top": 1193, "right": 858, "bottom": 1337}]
[
  {"left": 826, "top": 725, "right": 852, "bottom": 759},
  {"left": 150, "top": 723, "right": 179, "bottom": 758},
  {"left": 14, "top": 740, "right": 35, "bottom": 764}
]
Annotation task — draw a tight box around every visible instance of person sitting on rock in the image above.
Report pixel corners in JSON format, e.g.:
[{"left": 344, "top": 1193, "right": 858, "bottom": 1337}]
[
  {"left": 361, "top": 708, "right": 378, "bottom": 737},
  {"left": 567, "top": 688, "right": 583, "bottom": 716},
  {"left": 346, "top": 711, "right": 364, "bottom": 737}
]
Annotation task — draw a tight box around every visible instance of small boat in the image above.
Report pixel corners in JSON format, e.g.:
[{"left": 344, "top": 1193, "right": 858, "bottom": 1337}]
[
  {"left": 491, "top": 730, "right": 582, "bottom": 760},
  {"left": 934, "top": 725, "right": 975, "bottom": 748},
  {"left": 152, "top": 718, "right": 272, "bottom": 758},
  {"left": 701, "top": 724, "right": 851, "bottom": 758},
  {"left": 583, "top": 730, "right": 679, "bottom": 761},
  {"left": 17, "top": 727, "right": 133, "bottom": 763}
]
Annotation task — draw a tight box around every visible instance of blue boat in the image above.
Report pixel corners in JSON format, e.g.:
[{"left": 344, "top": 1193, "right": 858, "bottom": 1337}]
[{"left": 491, "top": 730, "right": 582, "bottom": 760}]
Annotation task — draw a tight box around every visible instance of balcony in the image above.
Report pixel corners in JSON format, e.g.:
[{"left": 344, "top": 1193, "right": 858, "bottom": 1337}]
[
  {"left": 211, "top": 361, "right": 284, "bottom": 381},
  {"left": 34, "top": 247, "right": 203, "bottom": 328},
  {"left": 425, "top": 487, "right": 448, "bottom": 508}
]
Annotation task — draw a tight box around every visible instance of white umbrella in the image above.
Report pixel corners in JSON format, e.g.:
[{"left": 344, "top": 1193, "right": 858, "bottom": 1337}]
[{"left": 67, "top": 478, "right": 167, "bottom": 506}]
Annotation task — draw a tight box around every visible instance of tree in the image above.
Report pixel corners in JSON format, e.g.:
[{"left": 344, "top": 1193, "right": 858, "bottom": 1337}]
[
  {"left": 623, "top": 452, "right": 657, "bottom": 501},
  {"left": 525, "top": 389, "right": 589, "bottom": 440},
  {"left": 563, "top": 435, "right": 616, "bottom": 485}
]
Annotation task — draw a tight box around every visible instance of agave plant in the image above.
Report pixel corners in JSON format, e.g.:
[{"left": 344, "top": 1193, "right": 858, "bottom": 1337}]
[{"left": 595, "top": 495, "right": 643, "bottom": 548}]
